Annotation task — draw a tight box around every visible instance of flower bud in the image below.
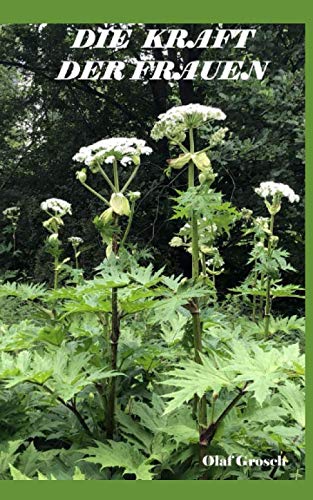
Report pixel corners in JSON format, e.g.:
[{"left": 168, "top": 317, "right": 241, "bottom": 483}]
[
  {"left": 167, "top": 153, "right": 191, "bottom": 170},
  {"left": 200, "top": 245, "right": 212, "bottom": 254},
  {"left": 169, "top": 236, "right": 184, "bottom": 247},
  {"left": 110, "top": 193, "right": 131, "bottom": 216},
  {"left": 76, "top": 169, "right": 87, "bottom": 183},
  {"left": 132, "top": 155, "right": 141, "bottom": 167},
  {"left": 106, "top": 242, "right": 113, "bottom": 258},
  {"left": 270, "top": 235, "right": 279, "bottom": 247},
  {"left": 128, "top": 191, "right": 141, "bottom": 202},
  {"left": 48, "top": 233, "right": 60, "bottom": 245},
  {"left": 99, "top": 207, "right": 114, "bottom": 224},
  {"left": 192, "top": 152, "right": 211, "bottom": 172},
  {"left": 198, "top": 168, "right": 216, "bottom": 185}
]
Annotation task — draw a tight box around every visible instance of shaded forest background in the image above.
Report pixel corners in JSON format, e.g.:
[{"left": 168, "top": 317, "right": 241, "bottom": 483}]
[{"left": 0, "top": 23, "right": 305, "bottom": 314}]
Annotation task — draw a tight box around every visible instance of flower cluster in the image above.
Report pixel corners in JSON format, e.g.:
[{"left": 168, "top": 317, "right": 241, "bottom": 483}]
[
  {"left": 170, "top": 219, "right": 218, "bottom": 253},
  {"left": 151, "top": 104, "right": 226, "bottom": 142},
  {"left": 206, "top": 253, "right": 224, "bottom": 270},
  {"left": 240, "top": 207, "right": 253, "bottom": 221},
  {"left": 68, "top": 236, "right": 84, "bottom": 247},
  {"left": 73, "top": 137, "right": 152, "bottom": 171},
  {"left": 3, "top": 206, "right": 20, "bottom": 221},
  {"left": 40, "top": 198, "right": 72, "bottom": 217},
  {"left": 209, "top": 127, "right": 229, "bottom": 148},
  {"left": 255, "top": 216, "right": 270, "bottom": 232},
  {"left": 255, "top": 182, "right": 300, "bottom": 204}
]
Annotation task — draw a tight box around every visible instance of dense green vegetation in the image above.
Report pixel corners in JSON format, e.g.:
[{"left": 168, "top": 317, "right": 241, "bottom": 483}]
[{"left": 0, "top": 24, "right": 305, "bottom": 480}]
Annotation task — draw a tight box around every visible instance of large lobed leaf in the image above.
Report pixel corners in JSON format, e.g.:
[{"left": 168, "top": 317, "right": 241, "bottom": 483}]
[{"left": 80, "top": 440, "right": 154, "bottom": 480}]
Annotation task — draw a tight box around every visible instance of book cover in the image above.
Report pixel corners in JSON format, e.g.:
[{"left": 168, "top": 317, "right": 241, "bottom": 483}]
[{"left": 0, "top": 1, "right": 310, "bottom": 490}]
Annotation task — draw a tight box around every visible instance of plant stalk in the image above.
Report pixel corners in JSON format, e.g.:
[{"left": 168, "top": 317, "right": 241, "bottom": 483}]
[
  {"left": 53, "top": 257, "right": 59, "bottom": 290},
  {"left": 113, "top": 158, "right": 120, "bottom": 192},
  {"left": 106, "top": 212, "right": 120, "bottom": 438},
  {"left": 98, "top": 163, "right": 116, "bottom": 192},
  {"left": 188, "top": 128, "right": 207, "bottom": 431},
  {"left": 81, "top": 181, "right": 110, "bottom": 205},
  {"left": 264, "top": 213, "right": 275, "bottom": 336},
  {"left": 106, "top": 285, "right": 120, "bottom": 439}
]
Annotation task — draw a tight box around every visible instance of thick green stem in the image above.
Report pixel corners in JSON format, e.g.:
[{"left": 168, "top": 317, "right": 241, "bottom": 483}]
[
  {"left": 210, "top": 396, "right": 216, "bottom": 424},
  {"left": 53, "top": 257, "right": 59, "bottom": 290},
  {"left": 113, "top": 158, "right": 120, "bottom": 192},
  {"left": 106, "top": 207, "right": 120, "bottom": 438},
  {"left": 252, "top": 293, "right": 257, "bottom": 322},
  {"left": 13, "top": 229, "right": 16, "bottom": 254},
  {"left": 75, "top": 252, "right": 79, "bottom": 270},
  {"left": 106, "top": 285, "right": 119, "bottom": 439},
  {"left": 201, "top": 253, "right": 207, "bottom": 276},
  {"left": 251, "top": 236, "right": 258, "bottom": 322},
  {"left": 188, "top": 128, "right": 207, "bottom": 431},
  {"left": 252, "top": 268, "right": 258, "bottom": 322},
  {"left": 259, "top": 272, "right": 265, "bottom": 318},
  {"left": 264, "top": 214, "right": 275, "bottom": 336}
]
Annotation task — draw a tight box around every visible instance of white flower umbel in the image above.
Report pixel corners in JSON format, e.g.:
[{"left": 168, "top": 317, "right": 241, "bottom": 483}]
[
  {"left": 40, "top": 198, "right": 72, "bottom": 216},
  {"left": 255, "top": 182, "right": 300, "bottom": 204},
  {"left": 73, "top": 137, "right": 152, "bottom": 171},
  {"left": 151, "top": 103, "right": 226, "bottom": 142},
  {"left": 3, "top": 206, "right": 20, "bottom": 218},
  {"left": 68, "top": 236, "right": 84, "bottom": 247}
]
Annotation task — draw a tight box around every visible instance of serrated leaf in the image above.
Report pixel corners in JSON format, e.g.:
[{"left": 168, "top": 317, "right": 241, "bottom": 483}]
[
  {"left": 80, "top": 441, "right": 154, "bottom": 480},
  {"left": 279, "top": 381, "right": 305, "bottom": 428},
  {"left": 161, "top": 354, "right": 234, "bottom": 415}
]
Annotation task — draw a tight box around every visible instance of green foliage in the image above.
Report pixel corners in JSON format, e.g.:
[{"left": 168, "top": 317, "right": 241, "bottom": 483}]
[
  {"left": 0, "top": 344, "right": 119, "bottom": 401},
  {"left": 162, "top": 339, "right": 303, "bottom": 411},
  {"left": 80, "top": 440, "right": 154, "bottom": 480}
]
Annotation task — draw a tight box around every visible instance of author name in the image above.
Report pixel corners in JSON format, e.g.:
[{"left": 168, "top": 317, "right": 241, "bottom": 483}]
[{"left": 202, "top": 455, "right": 288, "bottom": 467}]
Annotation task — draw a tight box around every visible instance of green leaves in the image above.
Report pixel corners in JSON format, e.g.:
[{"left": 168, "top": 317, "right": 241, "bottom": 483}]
[
  {"left": 0, "top": 344, "right": 122, "bottom": 402},
  {"left": 0, "top": 441, "right": 22, "bottom": 476},
  {"left": 171, "top": 185, "right": 239, "bottom": 237},
  {"left": 279, "top": 381, "right": 305, "bottom": 428},
  {"left": 162, "top": 354, "right": 234, "bottom": 415},
  {"left": 160, "top": 312, "right": 188, "bottom": 346},
  {"left": 0, "top": 282, "right": 46, "bottom": 301},
  {"left": 80, "top": 440, "right": 154, "bottom": 480},
  {"left": 225, "top": 341, "right": 304, "bottom": 405},
  {"left": 9, "top": 464, "right": 86, "bottom": 481},
  {"left": 162, "top": 339, "right": 304, "bottom": 413}
]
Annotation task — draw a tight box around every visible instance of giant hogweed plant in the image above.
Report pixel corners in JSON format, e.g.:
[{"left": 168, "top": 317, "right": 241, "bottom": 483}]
[
  {"left": 0, "top": 105, "right": 305, "bottom": 480},
  {"left": 73, "top": 137, "right": 152, "bottom": 439},
  {"left": 151, "top": 104, "right": 238, "bottom": 435},
  {"left": 232, "top": 182, "right": 304, "bottom": 334}
]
